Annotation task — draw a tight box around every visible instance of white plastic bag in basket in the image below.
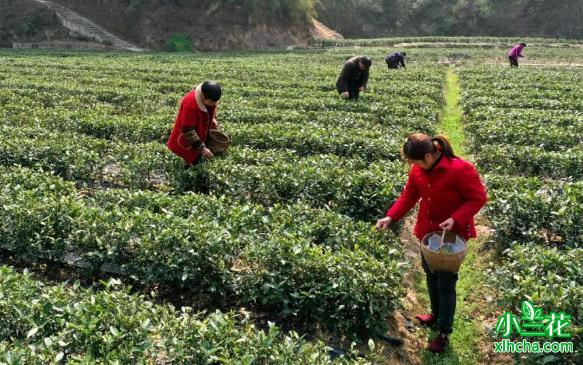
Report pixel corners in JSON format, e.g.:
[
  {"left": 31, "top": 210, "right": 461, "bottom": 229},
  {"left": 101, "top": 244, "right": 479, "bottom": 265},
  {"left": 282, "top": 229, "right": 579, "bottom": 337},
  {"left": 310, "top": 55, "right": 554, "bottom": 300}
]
[{"left": 427, "top": 233, "right": 465, "bottom": 254}]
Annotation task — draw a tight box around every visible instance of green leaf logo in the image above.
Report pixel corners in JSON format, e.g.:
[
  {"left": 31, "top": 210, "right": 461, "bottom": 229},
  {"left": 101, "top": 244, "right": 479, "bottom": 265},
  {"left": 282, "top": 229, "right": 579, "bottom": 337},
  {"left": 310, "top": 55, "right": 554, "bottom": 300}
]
[{"left": 522, "top": 301, "right": 535, "bottom": 321}]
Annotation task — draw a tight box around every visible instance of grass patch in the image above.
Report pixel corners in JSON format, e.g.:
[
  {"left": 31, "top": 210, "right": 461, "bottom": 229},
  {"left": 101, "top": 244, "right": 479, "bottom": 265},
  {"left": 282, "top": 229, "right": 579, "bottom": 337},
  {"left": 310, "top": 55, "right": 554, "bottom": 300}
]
[
  {"left": 413, "top": 66, "right": 497, "bottom": 364},
  {"left": 438, "top": 67, "right": 467, "bottom": 157}
]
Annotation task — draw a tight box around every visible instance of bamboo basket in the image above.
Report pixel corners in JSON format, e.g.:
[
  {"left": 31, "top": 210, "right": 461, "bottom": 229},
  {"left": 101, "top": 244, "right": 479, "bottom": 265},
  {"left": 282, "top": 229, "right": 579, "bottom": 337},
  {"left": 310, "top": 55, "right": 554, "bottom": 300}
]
[
  {"left": 206, "top": 129, "right": 230, "bottom": 154},
  {"left": 420, "top": 230, "right": 467, "bottom": 273}
]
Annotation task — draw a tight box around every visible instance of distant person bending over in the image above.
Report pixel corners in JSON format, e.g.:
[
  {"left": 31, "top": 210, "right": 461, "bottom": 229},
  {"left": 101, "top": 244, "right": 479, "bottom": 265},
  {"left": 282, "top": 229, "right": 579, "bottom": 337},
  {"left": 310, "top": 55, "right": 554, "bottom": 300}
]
[
  {"left": 167, "top": 81, "right": 221, "bottom": 166},
  {"left": 336, "top": 55, "right": 372, "bottom": 100},
  {"left": 508, "top": 42, "right": 526, "bottom": 67},
  {"left": 385, "top": 51, "right": 407, "bottom": 69}
]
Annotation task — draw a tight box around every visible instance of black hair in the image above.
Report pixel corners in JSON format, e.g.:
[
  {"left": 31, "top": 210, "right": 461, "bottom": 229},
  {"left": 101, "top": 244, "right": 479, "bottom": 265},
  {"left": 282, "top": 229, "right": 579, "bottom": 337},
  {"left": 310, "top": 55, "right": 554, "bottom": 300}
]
[
  {"left": 201, "top": 81, "right": 222, "bottom": 101},
  {"left": 359, "top": 56, "right": 372, "bottom": 68},
  {"left": 402, "top": 52, "right": 407, "bottom": 57},
  {"left": 520, "top": 42, "right": 527, "bottom": 47}
]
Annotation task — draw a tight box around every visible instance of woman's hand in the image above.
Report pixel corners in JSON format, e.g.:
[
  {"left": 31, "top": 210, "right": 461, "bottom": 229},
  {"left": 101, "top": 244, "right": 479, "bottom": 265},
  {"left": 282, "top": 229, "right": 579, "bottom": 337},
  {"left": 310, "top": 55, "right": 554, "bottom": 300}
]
[
  {"left": 439, "top": 218, "right": 455, "bottom": 231},
  {"left": 376, "top": 217, "right": 392, "bottom": 230},
  {"left": 341, "top": 91, "right": 349, "bottom": 98},
  {"left": 201, "top": 147, "right": 214, "bottom": 160}
]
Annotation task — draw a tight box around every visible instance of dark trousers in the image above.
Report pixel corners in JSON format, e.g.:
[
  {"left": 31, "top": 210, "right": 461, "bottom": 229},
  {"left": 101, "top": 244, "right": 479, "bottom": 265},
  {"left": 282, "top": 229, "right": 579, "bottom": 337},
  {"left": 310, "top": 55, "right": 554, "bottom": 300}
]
[
  {"left": 338, "top": 83, "right": 361, "bottom": 100},
  {"left": 347, "top": 86, "right": 360, "bottom": 99},
  {"left": 348, "top": 84, "right": 360, "bottom": 100},
  {"left": 387, "top": 61, "right": 399, "bottom": 69},
  {"left": 509, "top": 56, "right": 519, "bottom": 67},
  {"left": 421, "top": 254, "right": 458, "bottom": 335}
]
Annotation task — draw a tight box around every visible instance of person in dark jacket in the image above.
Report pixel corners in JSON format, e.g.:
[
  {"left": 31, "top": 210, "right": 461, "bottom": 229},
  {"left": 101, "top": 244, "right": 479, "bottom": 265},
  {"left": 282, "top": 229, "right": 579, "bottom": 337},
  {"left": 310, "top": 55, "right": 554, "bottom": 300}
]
[
  {"left": 336, "top": 56, "right": 372, "bottom": 100},
  {"left": 376, "top": 133, "right": 487, "bottom": 354},
  {"left": 385, "top": 52, "right": 406, "bottom": 69}
]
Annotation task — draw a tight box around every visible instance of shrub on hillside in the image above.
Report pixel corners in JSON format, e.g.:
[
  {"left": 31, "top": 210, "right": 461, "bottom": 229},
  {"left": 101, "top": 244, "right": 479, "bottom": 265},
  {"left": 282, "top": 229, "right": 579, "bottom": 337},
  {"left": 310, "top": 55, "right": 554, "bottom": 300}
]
[{"left": 166, "top": 33, "right": 192, "bottom": 52}]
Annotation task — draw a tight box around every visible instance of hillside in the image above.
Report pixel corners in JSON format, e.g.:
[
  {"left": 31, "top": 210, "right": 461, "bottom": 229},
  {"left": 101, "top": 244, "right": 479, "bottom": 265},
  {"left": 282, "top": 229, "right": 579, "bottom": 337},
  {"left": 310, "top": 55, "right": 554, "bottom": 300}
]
[
  {"left": 0, "top": 0, "right": 315, "bottom": 51},
  {"left": 0, "top": 0, "right": 70, "bottom": 48},
  {"left": 3, "top": 0, "right": 582, "bottom": 52},
  {"left": 316, "top": 0, "right": 583, "bottom": 39}
]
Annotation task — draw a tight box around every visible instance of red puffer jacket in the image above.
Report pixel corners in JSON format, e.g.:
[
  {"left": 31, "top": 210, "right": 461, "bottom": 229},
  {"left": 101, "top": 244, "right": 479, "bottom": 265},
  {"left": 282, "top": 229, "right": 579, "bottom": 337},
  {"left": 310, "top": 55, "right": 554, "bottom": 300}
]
[{"left": 386, "top": 156, "right": 487, "bottom": 241}]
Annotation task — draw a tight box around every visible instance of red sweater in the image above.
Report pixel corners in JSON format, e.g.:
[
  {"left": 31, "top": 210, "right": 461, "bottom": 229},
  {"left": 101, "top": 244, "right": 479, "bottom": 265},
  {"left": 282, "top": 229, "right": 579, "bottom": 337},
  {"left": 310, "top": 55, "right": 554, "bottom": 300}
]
[{"left": 386, "top": 156, "right": 487, "bottom": 241}]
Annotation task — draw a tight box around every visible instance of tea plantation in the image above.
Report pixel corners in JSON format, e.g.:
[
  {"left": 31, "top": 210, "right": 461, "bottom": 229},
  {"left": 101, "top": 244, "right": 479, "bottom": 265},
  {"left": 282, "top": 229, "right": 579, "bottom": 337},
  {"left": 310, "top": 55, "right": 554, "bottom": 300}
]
[{"left": 0, "top": 40, "right": 581, "bottom": 363}]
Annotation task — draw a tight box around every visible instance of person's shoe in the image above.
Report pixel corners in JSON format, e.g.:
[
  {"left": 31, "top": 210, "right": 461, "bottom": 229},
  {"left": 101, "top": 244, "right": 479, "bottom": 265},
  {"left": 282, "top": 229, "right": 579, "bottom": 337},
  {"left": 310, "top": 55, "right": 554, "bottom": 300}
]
[
  {"left": 427, "top": 333, "right": 449, "bottom": 353},
  {"left": 415, "top": 313, "right": 437, "bottom": 326}
]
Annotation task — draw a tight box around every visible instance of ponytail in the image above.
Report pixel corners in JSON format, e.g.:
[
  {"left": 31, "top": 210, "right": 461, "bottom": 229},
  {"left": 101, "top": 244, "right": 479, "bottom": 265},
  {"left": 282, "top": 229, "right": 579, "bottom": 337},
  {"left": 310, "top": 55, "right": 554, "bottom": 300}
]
[
  {"left": 431, "top": 136, "right": 455, "bottom": 158},
  {"left": 403, "top": 133, "right": 456, "bottom": 160}
]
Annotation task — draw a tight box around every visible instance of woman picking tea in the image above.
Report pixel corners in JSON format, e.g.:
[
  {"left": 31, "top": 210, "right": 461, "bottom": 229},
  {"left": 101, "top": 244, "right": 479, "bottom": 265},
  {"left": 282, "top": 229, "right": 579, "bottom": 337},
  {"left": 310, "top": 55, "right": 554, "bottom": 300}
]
[{"left": 376, "top": 133, "right": 487, "bottom": 353}]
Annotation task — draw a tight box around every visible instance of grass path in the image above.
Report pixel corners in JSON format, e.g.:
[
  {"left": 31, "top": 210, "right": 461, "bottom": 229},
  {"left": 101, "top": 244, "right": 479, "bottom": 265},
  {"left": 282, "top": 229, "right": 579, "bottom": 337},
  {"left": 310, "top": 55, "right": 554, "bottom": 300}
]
[
  {"left": 439, "top": 68, "right": 467, "bottom": 156},
  {"left": 411, "top": 67, "right": 504, "bottom": 365}
]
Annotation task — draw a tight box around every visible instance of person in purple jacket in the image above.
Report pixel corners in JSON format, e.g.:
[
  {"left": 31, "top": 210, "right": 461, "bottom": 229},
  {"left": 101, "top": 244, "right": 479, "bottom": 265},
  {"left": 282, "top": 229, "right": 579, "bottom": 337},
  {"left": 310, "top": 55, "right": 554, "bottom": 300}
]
[{"left": 508, "top": 42, "right": 526, "bottom": 67}]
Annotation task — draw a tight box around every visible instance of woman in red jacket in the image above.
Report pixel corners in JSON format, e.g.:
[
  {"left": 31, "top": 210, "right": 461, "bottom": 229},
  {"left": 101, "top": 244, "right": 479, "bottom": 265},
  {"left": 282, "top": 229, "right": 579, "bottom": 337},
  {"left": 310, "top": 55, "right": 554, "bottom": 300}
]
[
  {"left": 376, "top": 133, "right": 487, "bottom": 353},
  {"left": 167, "top": 81, "right": 221, "bottom": 165}
]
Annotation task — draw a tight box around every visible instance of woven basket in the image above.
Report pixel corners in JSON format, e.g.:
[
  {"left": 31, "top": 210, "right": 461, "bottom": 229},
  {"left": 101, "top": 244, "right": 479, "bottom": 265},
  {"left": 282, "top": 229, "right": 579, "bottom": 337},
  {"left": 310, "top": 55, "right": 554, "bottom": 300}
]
[
  {"left": 206, "top": 129, "right": 230, "bottom": 154},
  {"left": 420, "top": 230, "right": 467, "bottom": 273}
]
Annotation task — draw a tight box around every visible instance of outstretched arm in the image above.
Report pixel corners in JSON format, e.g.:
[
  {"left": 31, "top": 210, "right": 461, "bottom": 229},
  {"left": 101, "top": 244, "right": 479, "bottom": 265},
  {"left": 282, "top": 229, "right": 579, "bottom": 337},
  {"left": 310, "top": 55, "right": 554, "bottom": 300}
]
[{"left": 386, "top": 172, "right": 420, "bottom": 222}]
